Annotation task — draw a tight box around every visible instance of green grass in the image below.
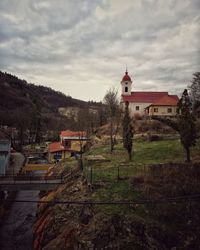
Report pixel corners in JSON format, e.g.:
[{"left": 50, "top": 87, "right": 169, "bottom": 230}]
[
  {"left": 84, "top": 139, "right": 200, "bottom": 184},
  {"left": 86, "top": 139, "right": 200, "bottom": 166},
  {"left": 83, "top": 139, "right": 200, "bottom": 215}
]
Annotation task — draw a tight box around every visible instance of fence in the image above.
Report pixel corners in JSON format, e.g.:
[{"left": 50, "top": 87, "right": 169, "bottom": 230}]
[
  {"left": 84, "top": 162, "right": 200, "bottom": 185},
  {"left": 0, "top": 173, "right": 63, "bottom": 182},
  {"left": 83, "top": 163, "right": 146, "bottom": 184}
]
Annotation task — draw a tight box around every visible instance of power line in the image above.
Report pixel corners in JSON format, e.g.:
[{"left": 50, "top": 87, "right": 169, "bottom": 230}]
[{"left": 5, "top": 193, "right": 200, "bottom": 205}]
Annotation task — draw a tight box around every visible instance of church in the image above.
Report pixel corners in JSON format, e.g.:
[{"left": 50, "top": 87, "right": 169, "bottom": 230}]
[{"left": 120, "top": 71, "right": 179, "bottom": 117}]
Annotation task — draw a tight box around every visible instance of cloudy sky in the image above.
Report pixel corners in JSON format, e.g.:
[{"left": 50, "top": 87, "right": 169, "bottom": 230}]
[{"left": 0, "top": 0, "right": 199, "bottom": 101}]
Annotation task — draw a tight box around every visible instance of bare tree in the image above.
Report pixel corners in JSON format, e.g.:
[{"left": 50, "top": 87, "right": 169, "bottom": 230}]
[{"left": 103, "top": 88, "right": 121, "bottom": 152}]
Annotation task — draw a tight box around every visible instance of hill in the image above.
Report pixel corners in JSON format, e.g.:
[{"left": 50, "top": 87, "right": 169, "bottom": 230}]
[
  {"left": 0, "top": 71, "right": 104, "bottom": 145},
  {"left": 0, "top": 71, "right": 87, "bottom": 113}
]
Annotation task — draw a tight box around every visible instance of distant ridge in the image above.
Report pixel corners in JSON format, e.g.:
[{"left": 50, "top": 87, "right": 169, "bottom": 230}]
[
  {"left": 0, "top": 71, "right": 87, "bottom": 113},
  {"left": 0, "top": 71, "right": 102, "bottom": 134}
]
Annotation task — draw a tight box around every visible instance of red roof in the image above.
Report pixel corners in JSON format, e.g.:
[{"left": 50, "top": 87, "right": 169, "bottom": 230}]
[
  {"left": 150, "top": 95, "right": 179, "bottom": 106},
  {"left": 60, "top": 130, "right": 86, "bottom": 138},
  {"left": 121, "top": 71, "right": 132, "bottom": 82},
  {"left": 122, "top": 92, "right": 168, "bottom": 103},
  {"left": 48, "top": 142, "right": 65, "bottom": 153}
]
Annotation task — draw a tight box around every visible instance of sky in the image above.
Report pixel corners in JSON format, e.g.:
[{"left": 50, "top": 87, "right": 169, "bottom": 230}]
[{"left": 0, "top": 0, "right": 199, "bottom": 101}]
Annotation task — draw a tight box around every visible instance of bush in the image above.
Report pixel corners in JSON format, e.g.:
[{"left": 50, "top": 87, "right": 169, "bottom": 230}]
[
  {"left": 196, "top": 119, "right": 200, "bottom": 138},
  {"left": 129, "top": 175, "right": 144, "bottom": 187},
  {"left": 133, "top": 113, "right": 143, "bottom": 120},
  {"left": 148, "top": 134, "right": 162, "bottom": 141}
]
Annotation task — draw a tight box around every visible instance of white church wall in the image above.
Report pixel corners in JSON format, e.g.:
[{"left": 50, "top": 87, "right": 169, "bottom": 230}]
[
  {"left": 121, "top": 102, "right": 151, "bottom": 117},
  {"left": 128, "top": 102, "right": 151, "bottom": 117}
]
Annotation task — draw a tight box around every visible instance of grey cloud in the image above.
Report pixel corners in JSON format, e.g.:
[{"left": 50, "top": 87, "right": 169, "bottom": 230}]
[{"left": 0, "top": 0, "right": 199, "bottom": 101}]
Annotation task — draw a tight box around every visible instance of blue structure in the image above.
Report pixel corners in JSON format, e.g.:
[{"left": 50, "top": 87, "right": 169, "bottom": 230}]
[{"left": 0, "top": 140, "right": 11, "bottom": 175}]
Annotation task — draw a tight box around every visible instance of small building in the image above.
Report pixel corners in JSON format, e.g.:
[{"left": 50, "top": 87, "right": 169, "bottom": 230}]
[
  {"left": 0, "top": 140, "right": 11, "bottom": 175},
  {"left": 120, "top": 70, "right": 179, "bottom": 117},
  {"left": 48, "top": 131, "right": 88, "bottom": 163},
  {"left": 48, "top": 142, "right": 70, "bottom": 163},
  {"left": 145, "top": 95, "right": 178, "bottom": 116},
  {"left": 60, "top": 130, "right": 87, "bottom": 151}
]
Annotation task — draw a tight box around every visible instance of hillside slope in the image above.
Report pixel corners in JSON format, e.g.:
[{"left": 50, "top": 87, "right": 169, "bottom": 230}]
[
  {"left": 0, "top": 71, "right": 104, "bottom": 144},
  {"left": 0, "top": 71, "right": 87, "bottom": 114}
]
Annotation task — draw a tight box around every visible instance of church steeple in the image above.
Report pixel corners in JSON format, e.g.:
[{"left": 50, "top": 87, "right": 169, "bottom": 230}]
[{"left": 121, "top": 70, "right": 132, "bottom": 95}]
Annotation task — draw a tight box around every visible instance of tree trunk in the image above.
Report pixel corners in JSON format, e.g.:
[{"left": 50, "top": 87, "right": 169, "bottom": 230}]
[
  {"left": 110, "top": 118, "right": 114, "bottom": 152},
  {"left": 128, "top": 150, "right": 132, "bottom": 161},
  {"left": 185, "top": 147, "right": 191, "bottom": 162}
]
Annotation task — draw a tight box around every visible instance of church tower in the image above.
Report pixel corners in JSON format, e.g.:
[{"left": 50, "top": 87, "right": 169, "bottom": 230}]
[{"left": 121, "top": 70, "right": 132, "bottom": 95}]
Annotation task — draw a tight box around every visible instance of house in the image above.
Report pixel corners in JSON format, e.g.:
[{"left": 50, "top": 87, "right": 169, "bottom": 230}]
[
  {"left": 121, "top": 70, "right": 179, "bottom": 117},
  {"left": 48, "top": 130, "right": 88, "bottom": 163},
  {"left": 0, "top": 140, "right": 11, "bottom": 175},
  {"left": 48, "top": 141, "right": 69, "bottom": 162}
]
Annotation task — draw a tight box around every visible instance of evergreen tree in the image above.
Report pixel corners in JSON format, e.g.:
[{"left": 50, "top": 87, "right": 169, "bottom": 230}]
[
  {"left": 189, "top": 72, "right": 200, "bottom": 114},
  {"left": 123, "top": 102, "right": 134, "bottom": 161},
  {"left": 177, "top": 89, "right": 196, "bottom": 162}
]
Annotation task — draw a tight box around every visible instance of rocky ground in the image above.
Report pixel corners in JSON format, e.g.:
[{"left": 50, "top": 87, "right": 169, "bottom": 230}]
[
  {"left": 33, "top": 160, "right": 200, "bottom": 250},
  {"left": 32, "top": 167, "right": 167, "bottom": 250}
]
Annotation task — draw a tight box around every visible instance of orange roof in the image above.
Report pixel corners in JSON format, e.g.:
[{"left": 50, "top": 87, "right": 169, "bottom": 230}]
[
  {"left": 150, "top": 95, "right": 179, "bottom": 106},
  {"left": 60, "top": 130, "right": 86, "bottom": 138},
  {"left": 48, "top": 142, "right": 65, "bottom": 153}
]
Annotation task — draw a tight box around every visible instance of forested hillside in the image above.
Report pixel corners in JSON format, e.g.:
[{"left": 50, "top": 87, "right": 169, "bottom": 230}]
[
  {"left": 0, "top": 71, "right": 105, "bottom": 145},
  {"left": 0, "top": 71, "right": 87, "bottom": 112}
]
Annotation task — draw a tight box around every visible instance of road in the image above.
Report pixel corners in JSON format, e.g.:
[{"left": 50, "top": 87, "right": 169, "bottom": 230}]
[
  {"left": 0, "top": 191, "right": 39, "bottom": 250},
  {"left": 0, "top": 153, "right": 39, "bottom": 250}
]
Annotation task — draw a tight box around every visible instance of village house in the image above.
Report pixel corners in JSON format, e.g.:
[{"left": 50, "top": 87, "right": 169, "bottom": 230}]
[
  {"left": 0, "top": 140, "right": 11, "bottom": 175},
  {"left": 48, "top": 130, "right": 88, "bottom": 163},
  {"left": 121, "top": 71, "right": 179, "bottom": 117}
]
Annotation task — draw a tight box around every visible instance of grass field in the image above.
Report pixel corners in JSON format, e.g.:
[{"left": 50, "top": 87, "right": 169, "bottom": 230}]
[
  {"left": 84, "top": 138, "right": 200, "bottom": 182},
  {"left": 83, "top": 138, "right": 200, "bottom": 213}
]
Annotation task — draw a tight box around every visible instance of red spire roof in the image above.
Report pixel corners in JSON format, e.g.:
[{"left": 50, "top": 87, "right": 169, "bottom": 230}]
[{"left": 122, "top": 70, "right": 132, "bottom": 82}]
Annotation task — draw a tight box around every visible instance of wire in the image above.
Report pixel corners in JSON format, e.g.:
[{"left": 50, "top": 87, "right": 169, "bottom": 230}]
[{"left": 5, "top": 193, "right": 200, "bottom": 205}]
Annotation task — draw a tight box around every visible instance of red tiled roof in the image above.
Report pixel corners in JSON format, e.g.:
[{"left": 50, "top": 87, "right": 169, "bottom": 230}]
[
  {"left": 122, "top": 92, "right": 168, "bottom": 103},
  {"left": 60, "top": 130, "right": 86, "bottom": 138},
  {"left": 48, "top": 142, "right": 65, "bottom": 153},
  {"left": 121, "top": 71, "right": 132, "bottom": 82},
  {"left": 150, "top": 95, "right": 179, "bottom": 106}
]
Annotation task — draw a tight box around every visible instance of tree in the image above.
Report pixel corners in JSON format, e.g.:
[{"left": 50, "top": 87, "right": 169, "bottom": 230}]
[
  {"left": 152, "top": 89, "right": 196, "bottom": 162},
  {"left": 122, "top": 102, "right": 134, "bottom": 161},
  {"left": 177, "top": 89, "right": 196, "bottom": 162},
  {"left": 189, "top": 72, "right": 200, "bottom": 114},
  {"left": 103, "top": 88, "right": 120, "bottom": 152}
]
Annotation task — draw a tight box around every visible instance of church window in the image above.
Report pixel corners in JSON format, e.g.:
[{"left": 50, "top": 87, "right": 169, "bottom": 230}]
[
  {"left": 168, "top": 108, "right": 172, "bottom": 113},
  {"left": 154, "top": 108, "right": 158, "bottom": 113},
  {"left": 136, "top": 106, "right": 139, "bottom": 111},
  {"left": 125, "top": 82, "right": 128, "bottom": 85},
  {"left": 125, "top": 86, "right": 128, "bottom": 92}
]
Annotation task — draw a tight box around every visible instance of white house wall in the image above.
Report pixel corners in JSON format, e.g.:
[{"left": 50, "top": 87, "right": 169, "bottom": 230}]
[
  {"left": 122, "top": 102, "right": 152, "bottom": 116},
  {"left": 149, "top": 106, "right": 177, "bottom": 116}
]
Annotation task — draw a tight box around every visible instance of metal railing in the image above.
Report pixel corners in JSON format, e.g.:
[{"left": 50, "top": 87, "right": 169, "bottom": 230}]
[{"left": 0, "top": 173, "right": 63, "bottom": 183}]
